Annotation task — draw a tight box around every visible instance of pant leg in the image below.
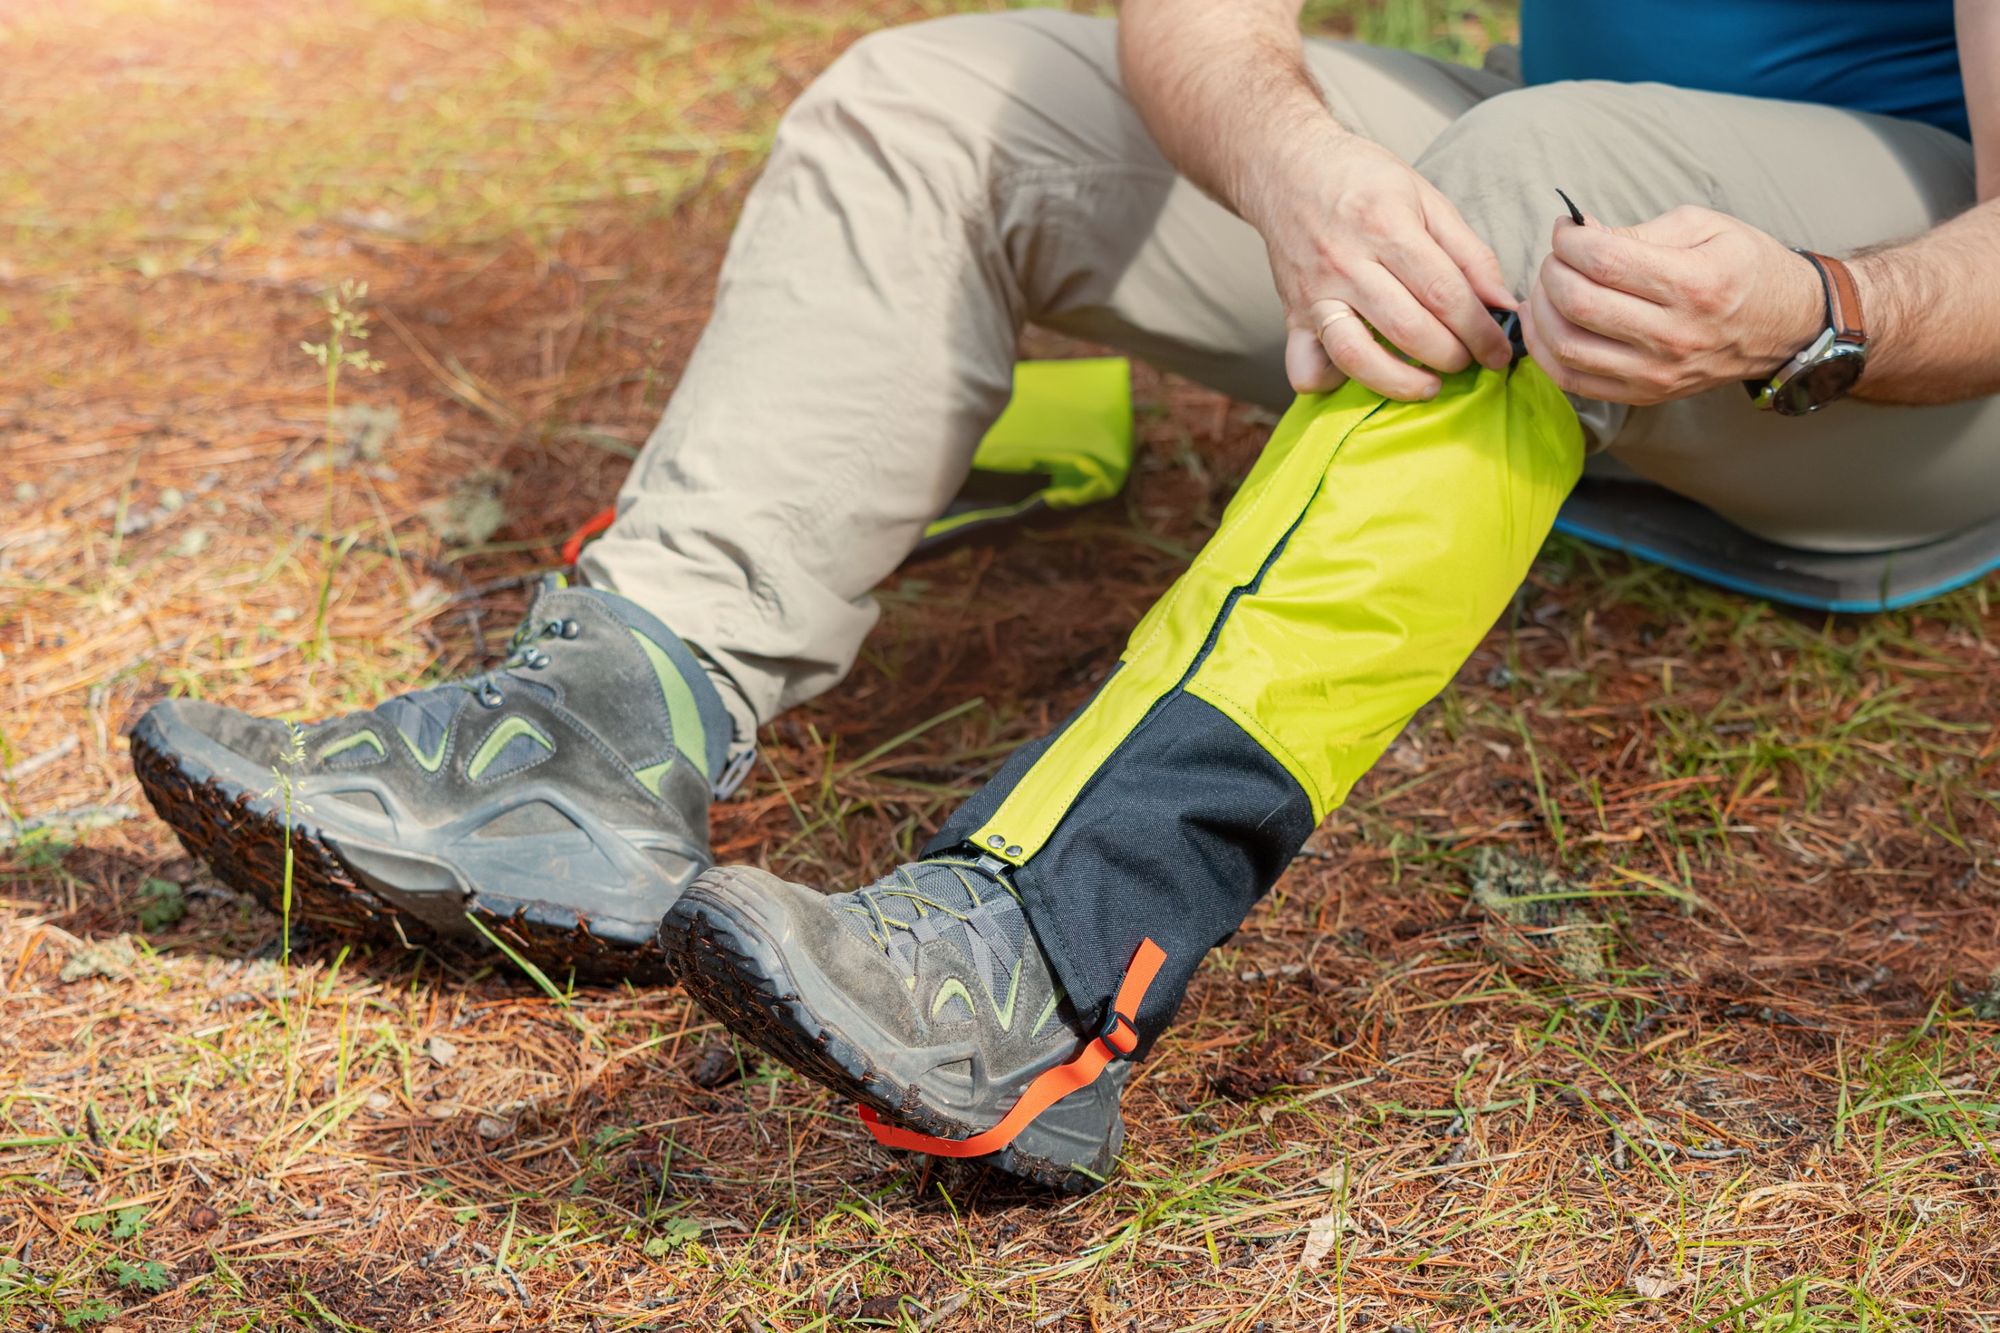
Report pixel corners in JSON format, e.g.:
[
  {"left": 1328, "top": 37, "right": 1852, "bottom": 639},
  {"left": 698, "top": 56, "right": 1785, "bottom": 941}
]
[
  {"left": 581, "top": 10, "right": 1509, "bottom": 730},
  {"left": 1411, "top": 80, "right": 1994, "bottom": 550}
]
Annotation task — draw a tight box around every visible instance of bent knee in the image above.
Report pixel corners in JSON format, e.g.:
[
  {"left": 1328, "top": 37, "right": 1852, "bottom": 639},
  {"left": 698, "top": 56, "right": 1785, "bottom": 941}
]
[
  {"left": 779, "top": 12, "right": 1101, "bottom": 154},
  {"left": 1416, "top": 81, "right": 1720, "bottom": 292}
]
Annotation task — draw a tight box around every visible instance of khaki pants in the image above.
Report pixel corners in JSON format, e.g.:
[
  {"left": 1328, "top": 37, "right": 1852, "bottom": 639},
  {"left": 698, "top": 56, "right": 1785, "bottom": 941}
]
[{"left": 579, "top": 11, "right": 1991, "bottom": 731}]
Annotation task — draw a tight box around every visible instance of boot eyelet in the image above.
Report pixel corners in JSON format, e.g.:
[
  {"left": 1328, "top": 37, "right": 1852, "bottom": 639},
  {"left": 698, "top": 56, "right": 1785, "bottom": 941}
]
[{"left": 559, "top": 619, "right": 580, "bottom": 640}]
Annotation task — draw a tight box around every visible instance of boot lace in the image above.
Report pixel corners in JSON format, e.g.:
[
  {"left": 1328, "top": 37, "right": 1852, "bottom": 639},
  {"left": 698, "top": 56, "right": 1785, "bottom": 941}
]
[
  {"left": 461, "top": 614, "right": 580, "bottom": 709},
  {"left": 844, "top": 857, "right": 1014, "bottom": 951}
]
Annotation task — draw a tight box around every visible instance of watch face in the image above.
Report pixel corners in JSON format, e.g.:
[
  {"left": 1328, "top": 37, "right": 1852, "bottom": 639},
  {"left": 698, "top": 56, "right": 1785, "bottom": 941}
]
[{"left": 1775, "top": 344, "right": 1867, "bottom": 415}]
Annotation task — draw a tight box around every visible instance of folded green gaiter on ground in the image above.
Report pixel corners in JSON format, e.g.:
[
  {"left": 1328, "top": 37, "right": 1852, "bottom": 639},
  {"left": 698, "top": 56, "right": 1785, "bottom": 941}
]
[{"left": 928, "top": 358, "right": 1586, "bottom": 1049}]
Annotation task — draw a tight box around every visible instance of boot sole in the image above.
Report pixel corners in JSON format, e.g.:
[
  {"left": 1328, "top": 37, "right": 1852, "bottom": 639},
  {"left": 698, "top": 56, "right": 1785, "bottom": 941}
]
[
  {"left": 131, "top": 708, "right": 677, "bottom": 985},
  {"left": 665, "top": 869, "right": 1123, "bottom": 1194}
]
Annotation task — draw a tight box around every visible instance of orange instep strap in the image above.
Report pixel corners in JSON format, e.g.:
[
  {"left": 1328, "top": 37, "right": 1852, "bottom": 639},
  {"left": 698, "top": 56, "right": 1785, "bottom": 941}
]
[
  {"left": 858, "top": 938, "right": 1166, "bottom": 1159},
  {"left": 561, "top": 505, "right": 618, "bottom": 567}
]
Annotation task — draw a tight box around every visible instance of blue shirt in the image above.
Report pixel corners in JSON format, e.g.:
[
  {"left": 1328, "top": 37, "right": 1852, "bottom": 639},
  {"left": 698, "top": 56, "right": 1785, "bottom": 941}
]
[{"left": 1521, "top": 0, "right": 1970, "bottom": 141}]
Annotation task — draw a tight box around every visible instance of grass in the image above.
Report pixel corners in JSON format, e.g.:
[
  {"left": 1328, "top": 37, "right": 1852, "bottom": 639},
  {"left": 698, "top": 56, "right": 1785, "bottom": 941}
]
[
  {"left": 300, "top": 280, "right": 386, "bottom": 670},
  {"left": 3, "top": 0, "right": 2000, "bottom": 1328}
]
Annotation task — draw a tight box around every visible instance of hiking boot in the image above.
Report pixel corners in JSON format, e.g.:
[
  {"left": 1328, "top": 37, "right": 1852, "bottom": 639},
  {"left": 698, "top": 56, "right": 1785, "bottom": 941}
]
[
  {"left": 132, "top": 577, "right": 738, "bottom": 983},
  {"left": 664, "top": 855, "right": 1132, "bottom": 1193}
]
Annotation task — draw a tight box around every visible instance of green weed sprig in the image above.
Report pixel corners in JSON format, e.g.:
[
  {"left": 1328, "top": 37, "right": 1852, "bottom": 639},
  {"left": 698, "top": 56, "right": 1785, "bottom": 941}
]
[
  {"left": 263, "top": 721, "right": 309, "bottom": 973},
  {"left": 262, "top": 722, "right": 309, "bottom": 1098},
  {"left": 300, "top": 280, "right": 384, "bottom": 671}
]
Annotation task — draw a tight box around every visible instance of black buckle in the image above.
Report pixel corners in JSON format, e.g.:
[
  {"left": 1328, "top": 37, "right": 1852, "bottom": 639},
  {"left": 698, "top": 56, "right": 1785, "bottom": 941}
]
[{"left": 1095, "top": 1007, "right": 1139, "bottom": 1060}]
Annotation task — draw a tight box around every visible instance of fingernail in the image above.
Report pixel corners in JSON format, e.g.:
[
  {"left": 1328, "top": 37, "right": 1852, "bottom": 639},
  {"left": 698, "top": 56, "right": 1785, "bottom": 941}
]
[{"left": 1555, "top": 187, "right": 1585, "bottom": 225}]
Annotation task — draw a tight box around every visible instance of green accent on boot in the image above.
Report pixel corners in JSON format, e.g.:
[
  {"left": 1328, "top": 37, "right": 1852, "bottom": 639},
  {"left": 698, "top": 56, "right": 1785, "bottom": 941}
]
[
  {"left": 929, "top": 958, "right": 1023, "bottom": 1028},
  {"left": 930, "top": 978, "right": 974, "bottom": 1022},
  {"left": 1029, "top": 991, "right": 1062, "bottom": 1040},
  {"left": 399, "top": 724, "right": 450, "bottom": 772},
  {"left": 630, "top": 628, "right": 708, "bottom": 786},
  {"left": 992, "top": 956, "right": 1023, "bottom": 1030},
  {"left": 632, "top": 759, "right": 673, "bottom": 797},
  {"left": 317, "top": 730, "right": 384, "bottom": 763},
  {"left": 466, "top": 716, "right": 552, "bottom": 781}
]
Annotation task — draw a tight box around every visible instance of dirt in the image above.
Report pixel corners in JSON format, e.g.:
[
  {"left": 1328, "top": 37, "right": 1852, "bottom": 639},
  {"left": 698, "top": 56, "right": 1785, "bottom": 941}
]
[{"left": 4, "top": 1, "right": 1999, "bottom": 1327}]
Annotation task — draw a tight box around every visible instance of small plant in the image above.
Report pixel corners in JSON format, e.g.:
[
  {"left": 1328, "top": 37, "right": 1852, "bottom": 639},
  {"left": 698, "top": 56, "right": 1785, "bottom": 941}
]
[
  {"left": 300, "top": 279, "right": 386, "bottom": 462},
  {"left": 299, "top": 280, "right": 385, "bottom": 669},
  {"left": 134, "top": 878, "right": 186, "bottom": 932},
  {"left": 260, "top": 722, "right": 312, "bottom": 1113},
  {"left": 61, "top": 1298, "right": 118, "bottom": 1329},
  {"left": 261, "top": 724, "right": 309, "bottom": 972},
  {"left": 102, "top": 1259, "right": 170, "bottom": 1294},
  {"left": 72, "top": 1206, "right": 146, "bottom": 1240},
  {"left": 640, "top": 1218, "right": 701, "bottom": 1257}
]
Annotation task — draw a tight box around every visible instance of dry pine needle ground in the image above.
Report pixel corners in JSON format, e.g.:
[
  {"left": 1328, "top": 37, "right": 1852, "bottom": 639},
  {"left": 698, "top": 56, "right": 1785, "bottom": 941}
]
[{"left": 2, "top": 1, "right": 1998, "bottom": 1329}]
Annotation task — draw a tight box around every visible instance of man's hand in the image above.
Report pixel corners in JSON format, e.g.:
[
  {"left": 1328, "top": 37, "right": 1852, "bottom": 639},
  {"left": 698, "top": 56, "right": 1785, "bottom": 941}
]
[
  {"left": 1249, "top": 128, "right": 1517, "bottom": 400},
  {"left": 1519, "top": 205, "right": 1824, "bottom": 406},
  {"left": 1116, "top": 0, "right": 1513, "bottom": 403}
]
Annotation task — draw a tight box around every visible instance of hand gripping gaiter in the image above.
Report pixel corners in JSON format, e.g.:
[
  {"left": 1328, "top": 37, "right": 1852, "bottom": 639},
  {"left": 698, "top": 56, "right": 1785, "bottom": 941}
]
[{"left": 928, "top": 358, "right": 1585, "bottom": 1050}]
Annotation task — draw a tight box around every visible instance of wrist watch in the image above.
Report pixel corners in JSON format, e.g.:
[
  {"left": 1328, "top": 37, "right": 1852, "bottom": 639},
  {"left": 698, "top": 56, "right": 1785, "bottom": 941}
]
[{"left": 1747, "top": 250, "right": 1868, "bottom": 416}]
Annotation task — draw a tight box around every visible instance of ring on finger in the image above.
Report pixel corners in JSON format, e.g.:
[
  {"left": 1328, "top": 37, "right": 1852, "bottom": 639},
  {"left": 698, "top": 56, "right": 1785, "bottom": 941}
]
[{"left": 1314, "top": 303, "right": 1358, "bottom": 337}]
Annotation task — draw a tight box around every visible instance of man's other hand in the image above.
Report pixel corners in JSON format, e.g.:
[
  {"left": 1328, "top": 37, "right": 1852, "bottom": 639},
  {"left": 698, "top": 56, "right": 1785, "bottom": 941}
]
[
  {"left": 1520, "top": 204, "right": 1825, "bottom": 406},
  {"left": 1251, "top": 128, "right": 1517, "bottom": 400}
]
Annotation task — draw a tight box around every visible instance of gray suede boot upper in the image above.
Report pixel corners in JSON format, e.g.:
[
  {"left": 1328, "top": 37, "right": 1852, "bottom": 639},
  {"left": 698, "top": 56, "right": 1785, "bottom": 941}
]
[
  {"left": 133, "top": 576, "right": 738, "bottom": 973},
  {"left": 666, "top": 855, "right": 1133, "bottom": 1192}
]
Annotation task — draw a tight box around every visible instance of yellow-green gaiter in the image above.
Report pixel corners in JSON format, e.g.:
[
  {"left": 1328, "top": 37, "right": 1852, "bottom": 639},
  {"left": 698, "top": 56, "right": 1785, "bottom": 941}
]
[{"left": 927, "top": 357, "right": 1586, "bottom": 1047}]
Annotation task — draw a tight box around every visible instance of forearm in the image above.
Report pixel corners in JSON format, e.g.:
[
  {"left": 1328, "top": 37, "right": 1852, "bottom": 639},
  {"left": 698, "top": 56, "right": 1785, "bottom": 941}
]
[
  {"left": 1118, "top": 0, "right": 1515, "bottom": 395},
  {"left": 1519, "top": 2, "right": 2000, "bottom": 410},
  {"left": 1116, "top": 0, "right": 1340, "bottom": 230},
  {"left": 1850, "top": 199, "right": 2000, "bottom": 405},
  {"left": 1847, "top": 0, "right": 2000, "bottom": 404}
]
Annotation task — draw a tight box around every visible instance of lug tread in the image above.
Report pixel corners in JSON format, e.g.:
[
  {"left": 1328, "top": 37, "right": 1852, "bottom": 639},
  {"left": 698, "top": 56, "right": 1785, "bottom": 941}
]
[{"left": 131, "top": 716, "right": 671, "bottom": 985}]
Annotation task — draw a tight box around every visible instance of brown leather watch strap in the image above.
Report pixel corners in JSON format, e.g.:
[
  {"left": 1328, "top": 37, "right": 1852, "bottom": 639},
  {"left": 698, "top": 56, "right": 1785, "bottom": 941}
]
[
  {"left": 1802, "top": 251, "right": 1866, "bottom": 345},
  {"left": 1744, "top": 250, "right": 1870, "bottom": 410}
]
